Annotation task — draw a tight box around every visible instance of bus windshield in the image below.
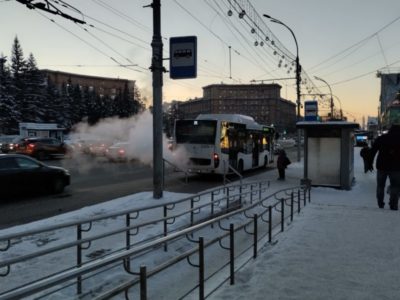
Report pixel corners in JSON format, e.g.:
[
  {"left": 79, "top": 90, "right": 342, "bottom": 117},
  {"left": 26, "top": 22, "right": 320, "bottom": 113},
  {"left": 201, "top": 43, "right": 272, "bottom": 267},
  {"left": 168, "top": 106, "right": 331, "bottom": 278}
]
[{"left": 175, "top": 120, "right": 217, "bottom": 144}]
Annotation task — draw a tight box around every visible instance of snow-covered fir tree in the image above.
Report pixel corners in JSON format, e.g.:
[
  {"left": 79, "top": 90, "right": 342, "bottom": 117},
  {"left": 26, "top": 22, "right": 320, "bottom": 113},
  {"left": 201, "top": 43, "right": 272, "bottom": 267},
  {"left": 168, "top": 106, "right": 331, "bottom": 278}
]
[
  {"left": 0, "top": 54, "right": 19, "bottom": 134},
  {"left": 24, "top": 53, "right": 46, "bottom": 122}
]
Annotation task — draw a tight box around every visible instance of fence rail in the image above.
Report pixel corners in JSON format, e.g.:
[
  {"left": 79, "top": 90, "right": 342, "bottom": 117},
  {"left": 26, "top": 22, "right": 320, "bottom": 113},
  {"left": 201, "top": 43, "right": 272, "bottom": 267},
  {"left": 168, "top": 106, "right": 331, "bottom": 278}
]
[{"left": 0, "top": 181, "right": 311, "bottom": 300}]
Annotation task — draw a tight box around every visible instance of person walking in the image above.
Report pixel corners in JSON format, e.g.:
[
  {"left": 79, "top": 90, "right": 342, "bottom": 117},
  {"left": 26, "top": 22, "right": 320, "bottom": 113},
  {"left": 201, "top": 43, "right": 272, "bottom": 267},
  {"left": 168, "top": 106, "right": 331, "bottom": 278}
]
[
  {"left": 360, "top": 144, "right": 373, "bottom": 173},
  {"left": 277, "top": 149, "right": 291, "bottom": 180},
  {"left": 369, "top": 124, "right": 400, "bottom": 210}
]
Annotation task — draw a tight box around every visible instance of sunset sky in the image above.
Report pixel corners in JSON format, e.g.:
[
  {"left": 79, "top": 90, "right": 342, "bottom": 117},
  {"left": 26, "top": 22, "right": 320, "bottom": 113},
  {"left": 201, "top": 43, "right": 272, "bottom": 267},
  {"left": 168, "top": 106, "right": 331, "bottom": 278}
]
[{"left": 2, "top": 0, "right": 400, "bottom": 124}]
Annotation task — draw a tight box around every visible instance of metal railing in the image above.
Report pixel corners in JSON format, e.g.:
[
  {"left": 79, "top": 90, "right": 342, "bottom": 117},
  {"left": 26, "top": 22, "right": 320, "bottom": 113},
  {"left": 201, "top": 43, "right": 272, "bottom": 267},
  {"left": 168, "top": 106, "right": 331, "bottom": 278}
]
[
  {"left": 0, "top": 184, "right": 311, "bottom": 299},
  {"left": 0, "top": 180, "right": 274, "bottom": 298}
]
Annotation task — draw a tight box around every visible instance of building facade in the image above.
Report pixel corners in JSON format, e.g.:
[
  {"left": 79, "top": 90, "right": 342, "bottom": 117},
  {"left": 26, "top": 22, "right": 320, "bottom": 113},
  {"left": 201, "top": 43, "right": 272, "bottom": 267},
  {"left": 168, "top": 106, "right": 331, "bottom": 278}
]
[
  {"left": 41, "top": 69, "right": 135, "bottom": 100},
  {"left": 178, "top": 83, "right": 296, "bottom": 133}
]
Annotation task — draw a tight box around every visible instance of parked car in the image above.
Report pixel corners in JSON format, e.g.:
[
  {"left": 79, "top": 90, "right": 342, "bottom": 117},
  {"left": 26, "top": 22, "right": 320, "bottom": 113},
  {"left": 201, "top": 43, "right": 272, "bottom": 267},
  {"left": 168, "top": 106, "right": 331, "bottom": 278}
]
[
  {"left": 0, "top": 154, "right": 70, "bottom": 195},
  {"left": 15, "top": 137, "right": 70, "bottom": 160},
  {"left": 0, "top": 135, "right": 20, "bottom": 153},
  {"left": 105, "top": 142, "right": 130, "bottom": 162}
]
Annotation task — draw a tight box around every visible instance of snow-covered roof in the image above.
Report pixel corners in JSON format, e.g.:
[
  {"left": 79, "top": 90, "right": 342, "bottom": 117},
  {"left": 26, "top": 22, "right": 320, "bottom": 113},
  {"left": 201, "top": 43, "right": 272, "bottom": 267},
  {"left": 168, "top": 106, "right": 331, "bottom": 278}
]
[{"left": 296, "top": 121, "right": 359, "bottom": 129}]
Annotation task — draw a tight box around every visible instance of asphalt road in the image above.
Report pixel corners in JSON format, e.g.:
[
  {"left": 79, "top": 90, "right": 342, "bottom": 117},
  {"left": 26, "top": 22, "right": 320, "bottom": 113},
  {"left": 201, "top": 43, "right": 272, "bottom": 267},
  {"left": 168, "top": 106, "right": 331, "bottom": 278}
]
[{"left": 0, "top": 146, "right": 300, "bottom": 229}]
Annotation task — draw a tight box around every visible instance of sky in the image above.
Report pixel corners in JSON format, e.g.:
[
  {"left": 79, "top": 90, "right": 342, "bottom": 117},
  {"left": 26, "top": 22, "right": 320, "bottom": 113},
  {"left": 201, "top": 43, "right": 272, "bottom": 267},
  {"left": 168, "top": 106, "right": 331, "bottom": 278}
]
[
  {"left": 2, "top": 0, "right": 400, "bottom": 124},
  {"left": 1, "top": 149, "right": 399, "bottom": 299}
]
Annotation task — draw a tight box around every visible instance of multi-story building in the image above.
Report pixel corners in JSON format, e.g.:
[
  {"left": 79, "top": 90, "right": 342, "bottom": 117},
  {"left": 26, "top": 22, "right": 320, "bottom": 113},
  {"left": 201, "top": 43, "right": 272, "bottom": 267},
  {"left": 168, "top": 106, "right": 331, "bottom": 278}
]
[
  {"left": 177, "top": 83, "right": 297, "bottom": 133},
  {"left": 41, "top": 69, "right": 135, "bottom": 100}
]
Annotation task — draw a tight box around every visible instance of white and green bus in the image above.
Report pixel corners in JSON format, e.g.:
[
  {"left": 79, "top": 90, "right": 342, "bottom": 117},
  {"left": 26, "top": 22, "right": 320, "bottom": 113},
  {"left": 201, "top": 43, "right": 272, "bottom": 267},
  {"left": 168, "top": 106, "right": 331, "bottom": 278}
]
[{"left": 172, "top": 114, "right": 275, "bottom": 175}]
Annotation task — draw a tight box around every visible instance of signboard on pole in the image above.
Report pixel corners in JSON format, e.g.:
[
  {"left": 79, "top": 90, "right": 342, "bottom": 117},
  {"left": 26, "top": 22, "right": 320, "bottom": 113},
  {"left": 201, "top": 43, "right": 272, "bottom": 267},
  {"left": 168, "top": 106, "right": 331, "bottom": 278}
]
[
  {"left": 304, "top": 100, "right": 318, "bottom": 121},
  {"left": 170, "top": 36, "right": 197, "bottom": 79}
]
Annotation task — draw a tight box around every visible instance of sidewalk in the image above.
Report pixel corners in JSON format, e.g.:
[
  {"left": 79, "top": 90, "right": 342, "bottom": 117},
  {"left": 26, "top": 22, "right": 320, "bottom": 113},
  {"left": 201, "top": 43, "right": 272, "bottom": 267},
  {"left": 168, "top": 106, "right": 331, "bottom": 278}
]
[{"left": 211, "top": 152, "right": 400, "bottom": 300}]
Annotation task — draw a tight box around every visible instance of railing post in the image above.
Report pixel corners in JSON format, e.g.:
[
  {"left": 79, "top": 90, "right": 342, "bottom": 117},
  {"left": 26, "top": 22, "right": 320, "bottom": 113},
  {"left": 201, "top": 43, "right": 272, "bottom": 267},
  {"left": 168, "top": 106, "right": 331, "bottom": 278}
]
[
  {"left": 308, "top": 188, "right": 311, "bottom": 202},
  {"left": 239, "top": 184, "right": 242, "bottom": 206},
  {"left": 226, "top": 187, "right": 230, "bottom": 210},
  {"left": 304, "top": 189, "right": 307, "bottom": 206},
  {"left": 281, "top": 199, "right": 285, "bottom": 232},
  {"left": 163, "top": 206, "right": 168, "bottom": 251},
  {"left": 126, "top": 214, "right": 132, "bottom": 269},
  {"left": 250, "top": 184, "right": 253, "bottom": 204},
  {"left": 76, "top": 224, "right": 83, "bottom": 295},
  {"left": 290, "top": 192, "right": 294, "bottom": 222},
  {"left": 140, "top": 265, "right": 147, "bottom": 300},
  {"left": 190, "top": 198, "right": 194, "bottom": 227},
  {"left": 253, "top": 214, "right": 258, "bottom": 258},
  {"left": 211, "top": 191, "right": 215, "bottom": 228},
  {"left": 230, "top": 224, "right": 235, "bottom": 285},
  {"left": 199, "top": 237, "right": 205, "bottom": 300},
  {"left": 268, "top": 206, "right": 272, "bottom": 243},
  {"left": 298, "top": 190, "right": 301, "bottom": 214}
]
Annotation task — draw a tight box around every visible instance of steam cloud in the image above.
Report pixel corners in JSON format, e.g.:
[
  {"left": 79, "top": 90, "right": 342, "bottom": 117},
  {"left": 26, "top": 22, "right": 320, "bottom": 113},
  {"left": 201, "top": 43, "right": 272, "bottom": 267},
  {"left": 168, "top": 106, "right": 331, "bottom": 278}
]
[{"left": 69, "top": 110, "right": 189, "bottom": 168}]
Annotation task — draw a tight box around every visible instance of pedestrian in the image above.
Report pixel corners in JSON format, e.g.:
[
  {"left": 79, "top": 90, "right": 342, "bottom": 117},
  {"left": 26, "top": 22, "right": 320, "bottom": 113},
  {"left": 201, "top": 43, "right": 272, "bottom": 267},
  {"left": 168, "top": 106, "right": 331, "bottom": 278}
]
[
  {"left": 277, "top": 149, "right": 291, "bottom": 180},
  {"left": 360, "top": 144, "right": 373, "bottom": 173},
  {"left": 369, "top": 124, "right": 400, "bottom": 210}
]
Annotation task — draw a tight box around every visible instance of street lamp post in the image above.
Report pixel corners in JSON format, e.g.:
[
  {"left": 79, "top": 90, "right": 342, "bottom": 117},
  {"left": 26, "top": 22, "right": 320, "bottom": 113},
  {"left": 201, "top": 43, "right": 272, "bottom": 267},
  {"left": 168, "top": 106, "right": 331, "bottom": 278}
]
[
  {"left": 314, "top": 76, "right": 334, "bottom": 119},
  {"left": 332, "top": 94, "right": 343, "bottom": 120},
  {"left": 263, "top": 14, "right": 301, "bottom": 162}
]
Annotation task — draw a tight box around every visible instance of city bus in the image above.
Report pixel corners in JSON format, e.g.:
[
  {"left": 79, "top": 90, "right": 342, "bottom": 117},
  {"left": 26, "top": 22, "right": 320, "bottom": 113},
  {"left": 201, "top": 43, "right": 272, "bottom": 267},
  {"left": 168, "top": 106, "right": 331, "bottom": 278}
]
[{"left": 172, "top": 114, "right": 275, "bottom": 175}]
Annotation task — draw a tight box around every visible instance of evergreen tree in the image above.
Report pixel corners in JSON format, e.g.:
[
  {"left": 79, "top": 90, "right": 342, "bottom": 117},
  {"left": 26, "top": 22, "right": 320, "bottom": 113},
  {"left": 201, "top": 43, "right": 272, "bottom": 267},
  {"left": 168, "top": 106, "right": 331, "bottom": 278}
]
[
  {"left": 10, "top": 36, "right": 26, "bottom": 125},
  {"left": 24, "top": 53, "right": 46, "bottom": 122},
  {"left": 0, "top": 54, "right": 19, "bottom": 134},
  {"left": 58, "top": 82, "right": 73, "bottom": 128},
  {"left": 133, "top": 82, "right": 145, "bottom": 114},
  {"left": 43, "top": 78, "right": 66, "bottom": 125},
  {"left": 85, "top": 86, "right": 101, "bottom": 124},
  {"left": 69, "top": 82, "right": 84, "bottom": 125}
]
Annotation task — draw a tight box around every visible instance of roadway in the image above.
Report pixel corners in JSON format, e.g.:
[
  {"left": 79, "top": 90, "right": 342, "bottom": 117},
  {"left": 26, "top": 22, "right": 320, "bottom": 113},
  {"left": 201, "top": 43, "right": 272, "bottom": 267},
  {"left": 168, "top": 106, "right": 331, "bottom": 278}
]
[{"left": 0, "top": 146, "right": 299, "bottom": 229}]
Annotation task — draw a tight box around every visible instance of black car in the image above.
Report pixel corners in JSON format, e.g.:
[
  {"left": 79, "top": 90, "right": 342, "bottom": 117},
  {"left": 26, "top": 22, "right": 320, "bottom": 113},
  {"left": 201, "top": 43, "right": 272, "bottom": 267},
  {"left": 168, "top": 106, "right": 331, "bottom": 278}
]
[{"left": 0, "top": 154, "right": 70, "bottom": 196}]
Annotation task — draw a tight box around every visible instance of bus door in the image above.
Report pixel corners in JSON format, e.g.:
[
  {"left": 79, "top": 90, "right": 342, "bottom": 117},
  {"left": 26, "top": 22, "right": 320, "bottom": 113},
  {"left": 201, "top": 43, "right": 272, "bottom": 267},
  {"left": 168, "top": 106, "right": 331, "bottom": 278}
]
[
  {"left": 227, "top": 127, "right": 238, "bottom": 169},
  {"left": 252, "top": 132, "right": 259, "bottom": 167}
]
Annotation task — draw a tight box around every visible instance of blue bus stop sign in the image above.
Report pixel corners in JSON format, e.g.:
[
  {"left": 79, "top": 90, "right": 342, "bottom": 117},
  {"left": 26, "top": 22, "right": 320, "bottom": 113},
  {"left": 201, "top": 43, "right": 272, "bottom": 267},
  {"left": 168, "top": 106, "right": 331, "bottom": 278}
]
[
  {"left": 304, "top": 100, "right": 318, "bottom": 121},
  {"left": 170, "top": 36, "right": 197, "bottom": 79}
]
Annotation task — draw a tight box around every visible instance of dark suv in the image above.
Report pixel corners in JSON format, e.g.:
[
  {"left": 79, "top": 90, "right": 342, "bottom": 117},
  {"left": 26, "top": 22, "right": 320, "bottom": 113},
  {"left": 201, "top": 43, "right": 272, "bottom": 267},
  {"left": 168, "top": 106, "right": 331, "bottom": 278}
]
[{"left": 15, "top": 137, "right": 69, "bottom": 160}]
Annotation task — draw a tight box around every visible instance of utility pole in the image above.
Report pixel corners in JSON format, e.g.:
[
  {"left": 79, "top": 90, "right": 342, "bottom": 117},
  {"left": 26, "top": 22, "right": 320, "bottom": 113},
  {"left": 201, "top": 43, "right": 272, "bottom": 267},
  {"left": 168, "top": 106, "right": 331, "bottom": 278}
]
[
  {"left": 229, "top": 46, "right": 232, "bottom": 79},
  {"left": 150, "top": 0, "right": 163, "bottom": 199},
  {"left": 263, "top": 14, "right": 301, "bottom": 162}
]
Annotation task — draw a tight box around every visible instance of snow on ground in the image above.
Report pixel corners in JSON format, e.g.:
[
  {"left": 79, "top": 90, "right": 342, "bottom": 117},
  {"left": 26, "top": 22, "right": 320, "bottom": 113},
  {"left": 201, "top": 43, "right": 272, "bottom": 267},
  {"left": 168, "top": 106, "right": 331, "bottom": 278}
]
[
  {"left": 1, "top": 149, "right": 399, "bottom": 299},
  {"left": 210, "top": 153, "right": 400, "bottom": 300}
]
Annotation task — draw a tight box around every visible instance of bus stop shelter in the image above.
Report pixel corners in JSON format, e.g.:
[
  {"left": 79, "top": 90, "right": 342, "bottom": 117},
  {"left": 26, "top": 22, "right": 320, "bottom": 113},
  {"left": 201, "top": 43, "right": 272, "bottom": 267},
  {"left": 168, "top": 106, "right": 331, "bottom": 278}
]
[{"left": 297, "top": 121, "right": 359, "bottom": 190}]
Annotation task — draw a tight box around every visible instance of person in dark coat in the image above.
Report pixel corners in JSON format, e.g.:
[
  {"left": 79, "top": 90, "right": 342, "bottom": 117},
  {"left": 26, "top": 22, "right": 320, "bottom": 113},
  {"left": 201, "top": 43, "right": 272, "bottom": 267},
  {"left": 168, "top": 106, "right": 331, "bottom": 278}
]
[
  {"left": 369, "top": 124, "right": 400, "bottom": 210},
  {"left": 360, "top": 145, "right": 373, "bottom": 173},
  {"left": 277, "top": 149, "right": 291, "bottom": 180}
]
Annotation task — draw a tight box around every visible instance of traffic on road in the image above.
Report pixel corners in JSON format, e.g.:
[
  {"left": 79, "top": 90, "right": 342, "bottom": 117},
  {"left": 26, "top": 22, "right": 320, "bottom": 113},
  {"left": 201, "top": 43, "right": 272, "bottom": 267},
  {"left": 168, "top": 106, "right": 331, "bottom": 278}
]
[{"left": 0, "top": 134, "right": 299, "bottom": 229}]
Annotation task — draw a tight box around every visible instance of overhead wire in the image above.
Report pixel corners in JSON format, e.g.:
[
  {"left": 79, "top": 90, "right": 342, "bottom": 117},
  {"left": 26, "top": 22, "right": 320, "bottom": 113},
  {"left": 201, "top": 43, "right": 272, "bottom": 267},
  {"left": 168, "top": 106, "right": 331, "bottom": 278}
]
[
  {"left": 208, "top": 0, "right": 287, "bottom": 82},
  {"left": 33, "top": 9, "right": 146, "bottom": 73},
  {"left": 210, "top": 0, "right": 278, "bottom": 76},
  {"left": 172, "top": 0, "right": 252, "bottom": 82},
  {"left": 308, "top": 15, "right": 400, "bottom": 72},
  {"left": 89, "top": 0, "right": 151, "bottom": 33}
]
